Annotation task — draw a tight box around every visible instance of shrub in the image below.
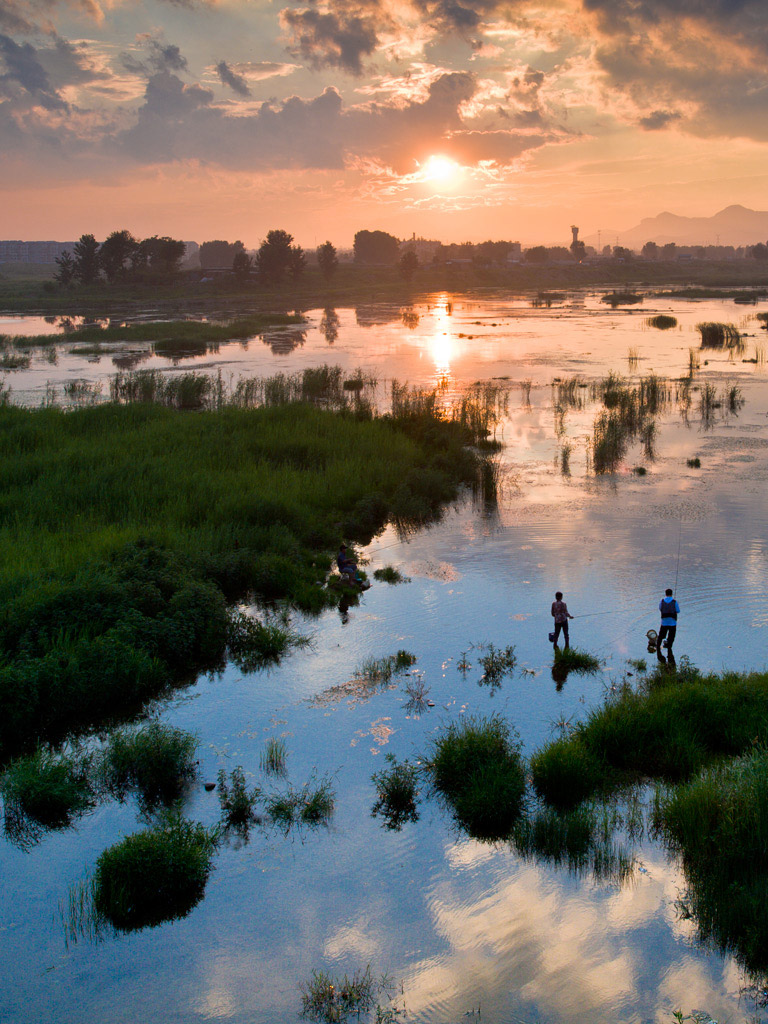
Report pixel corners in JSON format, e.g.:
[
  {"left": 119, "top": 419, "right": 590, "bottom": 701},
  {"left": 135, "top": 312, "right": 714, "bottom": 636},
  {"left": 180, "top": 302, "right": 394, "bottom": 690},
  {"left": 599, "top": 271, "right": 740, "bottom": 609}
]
[
  {"left": 98, "top": 723, "right": 198, "bottom": 808},
  {"left": 227, "top": 611, "right": 310, "bottom": 671},
  {"left": 93, "top": 818, "right": 217, "bottom": 931}
]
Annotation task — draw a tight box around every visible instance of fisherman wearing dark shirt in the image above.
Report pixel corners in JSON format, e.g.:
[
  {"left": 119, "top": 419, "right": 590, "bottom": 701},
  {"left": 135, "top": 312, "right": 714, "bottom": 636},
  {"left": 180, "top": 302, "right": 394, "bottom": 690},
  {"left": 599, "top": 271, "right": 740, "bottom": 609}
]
[{"left": 658, "top": 588, "right": 680, "bottom": 662}]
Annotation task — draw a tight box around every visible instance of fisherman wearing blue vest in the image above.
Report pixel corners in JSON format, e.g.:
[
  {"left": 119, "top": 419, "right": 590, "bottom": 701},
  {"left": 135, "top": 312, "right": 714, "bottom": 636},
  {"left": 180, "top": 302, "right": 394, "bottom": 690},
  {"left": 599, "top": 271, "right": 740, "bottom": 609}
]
[{"left": 657, "top": 588, "right": 680, "bottom": 662}]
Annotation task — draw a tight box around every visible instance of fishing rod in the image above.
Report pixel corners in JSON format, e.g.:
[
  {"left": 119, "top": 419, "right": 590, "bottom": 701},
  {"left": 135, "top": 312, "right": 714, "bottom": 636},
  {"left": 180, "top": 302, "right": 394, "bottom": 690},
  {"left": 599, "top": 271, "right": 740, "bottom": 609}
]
[{"left": 674, "top": 518, "right": 683, "bottom": 595}]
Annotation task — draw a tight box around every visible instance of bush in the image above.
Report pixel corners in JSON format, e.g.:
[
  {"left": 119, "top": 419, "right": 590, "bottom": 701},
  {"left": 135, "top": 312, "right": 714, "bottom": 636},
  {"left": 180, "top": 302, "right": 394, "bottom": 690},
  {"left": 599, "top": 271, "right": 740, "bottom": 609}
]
[
  {"left": 99, "top": 723, "right": 198, "bottom": 808},
  {"left": 93, "top": 818, "right": 217, "bottom": 931}
]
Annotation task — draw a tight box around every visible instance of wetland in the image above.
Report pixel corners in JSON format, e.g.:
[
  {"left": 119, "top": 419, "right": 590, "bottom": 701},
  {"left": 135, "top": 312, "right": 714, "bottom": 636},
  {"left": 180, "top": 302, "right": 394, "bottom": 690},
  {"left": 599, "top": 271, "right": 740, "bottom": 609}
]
[{"left": 1, "top": 288, "right": 768, "bottom": 1024}]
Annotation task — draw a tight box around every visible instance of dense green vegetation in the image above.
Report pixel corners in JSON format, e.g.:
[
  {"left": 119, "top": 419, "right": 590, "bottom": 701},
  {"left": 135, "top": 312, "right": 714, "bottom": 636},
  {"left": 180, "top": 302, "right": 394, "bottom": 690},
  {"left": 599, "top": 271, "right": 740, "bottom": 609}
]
[
  {"left": 531, "top": 665, "right": 768, "bottom": 809},
  {"left": 654, "top": 746, "right": 768, "bottom": 974},
  {"left": 0, "top": 384, "right": 480, "bottom": 762}
]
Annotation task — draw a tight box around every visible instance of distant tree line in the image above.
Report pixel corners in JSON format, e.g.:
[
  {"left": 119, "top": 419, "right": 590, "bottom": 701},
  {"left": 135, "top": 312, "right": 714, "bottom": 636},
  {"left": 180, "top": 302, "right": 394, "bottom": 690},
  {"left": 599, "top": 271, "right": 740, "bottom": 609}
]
[
  {"left": 55, "top": 231, "right": 187, "bottom": 287},
  {"left": 199, "top": 232, "right": 341, "bottom": 286}
]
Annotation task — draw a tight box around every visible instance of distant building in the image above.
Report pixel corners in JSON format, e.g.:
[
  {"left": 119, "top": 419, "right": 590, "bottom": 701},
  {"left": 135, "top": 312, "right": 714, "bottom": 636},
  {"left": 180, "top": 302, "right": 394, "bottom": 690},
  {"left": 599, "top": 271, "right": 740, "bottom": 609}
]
[
  {"left": 400, "top": 234, "right": 441, "bottom": 263},
  {"left": 0, "top": 240, "right": 77, "bottom": 264}
]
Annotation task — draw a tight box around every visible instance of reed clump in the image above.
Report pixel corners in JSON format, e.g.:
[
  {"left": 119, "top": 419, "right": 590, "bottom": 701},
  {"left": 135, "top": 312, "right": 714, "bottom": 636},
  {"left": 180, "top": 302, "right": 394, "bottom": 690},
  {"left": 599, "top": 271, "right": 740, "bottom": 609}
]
[
  {"left": 265, "top": 776, "right": 335, "bottom": 829},
  {"left": 531, "top": 666, "right": 768, "bottom": 809},
  {"left": 371, "top": 753, "right": 419, "bottom": 830},
  {"left": 300, "top": 965, "right": 398, "bottom": 1023},
  {"left": 217, "top": 766, "right": 261, "bottom": 829},
  {"left": 696, "top": 322, "right": 741, "bottom": 349},
  {"left": 646, "top": 315, "right": 677, "bottom": 330},
  {"left": 429, "top": 714, "right": 525, "bottom": 840},
  {"left": 93, "top": 818, "right": 218, "bottom": 931},
  {"left": 260, "top": 738, "right": 287, "bottom": 775},
  {"left": 356, "top": 650, "right": 416, "bottom": 685}
]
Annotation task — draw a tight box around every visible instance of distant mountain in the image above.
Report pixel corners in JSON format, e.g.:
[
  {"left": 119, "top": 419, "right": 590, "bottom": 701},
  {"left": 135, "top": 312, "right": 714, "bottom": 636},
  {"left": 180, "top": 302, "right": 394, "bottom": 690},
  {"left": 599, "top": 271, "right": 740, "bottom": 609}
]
[{"left": 585, "top": 205, "right": 768, "bottom": 248}]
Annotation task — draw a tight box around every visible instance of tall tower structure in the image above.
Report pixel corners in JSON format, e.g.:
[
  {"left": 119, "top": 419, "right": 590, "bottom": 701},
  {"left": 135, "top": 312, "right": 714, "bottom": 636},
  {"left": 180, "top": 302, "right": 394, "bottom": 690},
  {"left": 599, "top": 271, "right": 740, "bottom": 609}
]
[{"left": 571, "top": 225, "right": 579, "bottom": 246}]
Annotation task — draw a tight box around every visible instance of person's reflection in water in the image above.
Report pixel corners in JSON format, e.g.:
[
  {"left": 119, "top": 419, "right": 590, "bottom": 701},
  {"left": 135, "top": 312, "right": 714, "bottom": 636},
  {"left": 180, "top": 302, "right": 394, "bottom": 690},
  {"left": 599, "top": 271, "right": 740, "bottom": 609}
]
[
  {"left": 551, "top": 659, "right": 569, "bottom": 691},
  {"left": 338, "top": 594, "right": 350, "bottom": 624}
]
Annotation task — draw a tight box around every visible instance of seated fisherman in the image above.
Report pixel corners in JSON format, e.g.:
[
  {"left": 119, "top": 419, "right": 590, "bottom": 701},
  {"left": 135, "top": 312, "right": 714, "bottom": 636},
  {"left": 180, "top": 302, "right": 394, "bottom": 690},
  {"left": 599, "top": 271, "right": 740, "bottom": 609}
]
[{"left": 337, "top": 543, "right": 361, "bottom": 585}]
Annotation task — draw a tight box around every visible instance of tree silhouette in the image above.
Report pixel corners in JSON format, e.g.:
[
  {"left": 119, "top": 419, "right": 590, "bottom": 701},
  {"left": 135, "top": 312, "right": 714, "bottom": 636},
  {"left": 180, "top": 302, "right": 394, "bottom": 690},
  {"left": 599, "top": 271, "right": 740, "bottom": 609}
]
[
  {"left": 353, "top": 229, "right": 400, "bottom": 265},
  {"left": 72, "top": 234, "right": 101, "bottom": 285},
  {"left": 256, "top": 229, "right": 294, "bottom": 284},
  {"left": 99, "top": 230, "right": 138, "bottom": 283},
  {"left": 316, "top": 240, "right": 338, "bottom": 281}
]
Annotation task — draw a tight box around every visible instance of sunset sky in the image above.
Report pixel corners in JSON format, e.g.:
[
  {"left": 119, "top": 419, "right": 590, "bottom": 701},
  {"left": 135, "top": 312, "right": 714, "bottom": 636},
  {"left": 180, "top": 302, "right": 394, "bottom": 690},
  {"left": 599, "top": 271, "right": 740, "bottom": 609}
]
[{"left": 2, "top": 0, "right": 768, "bottom": 247}]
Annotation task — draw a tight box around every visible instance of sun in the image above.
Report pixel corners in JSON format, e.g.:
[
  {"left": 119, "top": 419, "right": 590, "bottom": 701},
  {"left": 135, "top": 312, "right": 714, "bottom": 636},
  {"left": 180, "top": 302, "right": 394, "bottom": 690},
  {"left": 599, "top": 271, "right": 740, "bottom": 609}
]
[{"left": 421, "top": 154, "right": 461, "bottom": 185}]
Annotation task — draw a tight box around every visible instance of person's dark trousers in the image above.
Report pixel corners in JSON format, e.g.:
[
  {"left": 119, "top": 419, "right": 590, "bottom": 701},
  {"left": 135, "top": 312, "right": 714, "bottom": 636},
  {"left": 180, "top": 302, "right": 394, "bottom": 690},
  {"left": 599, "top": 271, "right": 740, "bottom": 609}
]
[
  {"left": 658, "top": 624, "right": 676, "bottom": 655},
  {"left": 554, "top": 621, "right": 569, "bottom": 648}
]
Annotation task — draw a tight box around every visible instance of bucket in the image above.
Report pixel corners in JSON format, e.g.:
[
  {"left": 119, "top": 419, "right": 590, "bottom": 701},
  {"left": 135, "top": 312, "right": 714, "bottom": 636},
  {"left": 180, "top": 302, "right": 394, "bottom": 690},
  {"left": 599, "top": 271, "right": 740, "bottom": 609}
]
[{"left": 548, "top": 632, "right": 555, "bottom": 642}]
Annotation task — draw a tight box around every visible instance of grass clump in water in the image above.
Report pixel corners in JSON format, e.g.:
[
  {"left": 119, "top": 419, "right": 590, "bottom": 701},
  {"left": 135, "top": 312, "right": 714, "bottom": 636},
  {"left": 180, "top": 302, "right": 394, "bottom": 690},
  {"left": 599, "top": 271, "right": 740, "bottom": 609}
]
[
  {"left": 217, "top": 766, "right": 261, "bottom": 830},
  {"left": 696, "top": 322, "right": 741, "bottom": 349},
  {"left": 475, "top": 642, "right": 516, "bottom": 688},
  {"left": 429, "top": 714, "right": 525, "bottom": 840},
  {"left": 356, "top": 650, "right": 416, "bottom": 685},
  {"left": 2, "top": 746, "right": 94, "bottom": 835},
  {"left": 647, "top": 315, "right": 677, "bottom": 330},
  {"left": 260, "top": 737, "right": 287, "bottom": 775},
  {"left": 371, "top": 753, "right": 419, "bottom": 830},
  {"left": 687, "top": 457, "right": 701, "bottom": 468},
  {"left": 98, "top": 722, "right": 198, "bottom": 809},
  {"left": 554, "top": 647, "right": 601, "bottom": 674},
  {"left": 93, "top": 817, "right": 217, "bottom": 931},
  {"left": 372, "top": 566, "right": 410, "bottom": 584},
  {"left": 299, "top": 964, "right": 399, "bottom": 1024},
  {"left": 266, "top": 775, "right": 336, "bottom": 830}
]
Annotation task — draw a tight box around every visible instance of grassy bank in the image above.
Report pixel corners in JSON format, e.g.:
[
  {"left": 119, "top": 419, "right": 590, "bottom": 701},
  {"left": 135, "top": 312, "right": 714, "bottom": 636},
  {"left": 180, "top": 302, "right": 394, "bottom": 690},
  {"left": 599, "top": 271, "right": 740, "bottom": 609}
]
[
  {"left": 530, "top": 665, "right": 768, "bottom": 809},
  {"left": 0, "top": 380, "right": 481, "bottom": 761}
]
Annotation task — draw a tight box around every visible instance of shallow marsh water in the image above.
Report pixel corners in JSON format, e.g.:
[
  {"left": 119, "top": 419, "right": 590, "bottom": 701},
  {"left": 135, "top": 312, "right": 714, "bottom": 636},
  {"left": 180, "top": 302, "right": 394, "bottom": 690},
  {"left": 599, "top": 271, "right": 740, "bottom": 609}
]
[{"left": 2, "top": 291, "right": 768, "bottom": 1023}]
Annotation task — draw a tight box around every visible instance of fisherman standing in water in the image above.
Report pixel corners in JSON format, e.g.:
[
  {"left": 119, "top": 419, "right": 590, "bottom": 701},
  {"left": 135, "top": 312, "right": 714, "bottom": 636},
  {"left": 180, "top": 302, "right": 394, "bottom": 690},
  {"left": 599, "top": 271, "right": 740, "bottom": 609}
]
[
  {"left": 551, "top": 591, "right": 574, "bottom": 649},
  {"left": 657, "top": 587, "right": 680, "bottom": 664}
]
